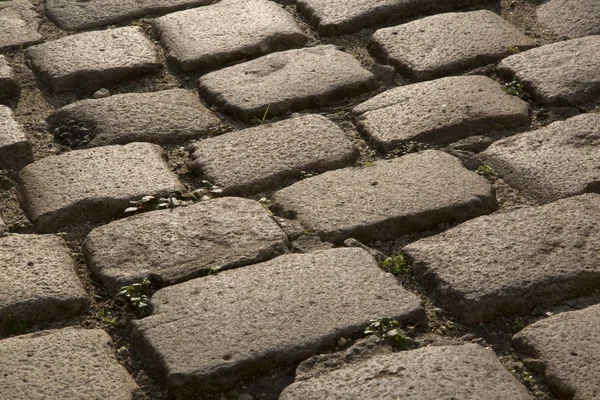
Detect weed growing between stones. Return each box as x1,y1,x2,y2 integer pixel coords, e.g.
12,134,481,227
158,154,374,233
252,104,271,125
475,164,495,177
506,45,521,54
98,278,154,328
379,253,411,276
512,317,525,332
364,317,414,350
503,80,526,98
385,141,429,159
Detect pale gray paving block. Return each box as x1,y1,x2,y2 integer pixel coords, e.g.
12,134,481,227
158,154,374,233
280,344,533,399
198,45,377,121
403,194,600,324
25,27,162,93
370,10,537,81
0,0,42,51
537,0,600,39
45,0,213,31
191,114,358,195
513,304,600,400
83,197,289,295
272,150,497,244
481,113,600,204
0,234,90,333
18,142,184,232
156,0,306,72
0,105,34,171
0,327,139,399
352,75,530,151
0,55,20,101
131,248,425,395
497,36,600,105
46,89,221,148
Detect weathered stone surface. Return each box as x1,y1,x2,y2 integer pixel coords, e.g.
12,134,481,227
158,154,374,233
18,142,184,232
0,105,34,171
281,344,533,399
497,36,600,105
0,328,139,399
352,75,530,151
272,150,496,244
25,27,162,93
156,0,306,72
513,304,600,400
83,197,289,294
198,45,377,121
0,56,20,101
404,194,600,324
0,215,6,233
537,0,600,39
0,234,90,334
45,0,213,31
370,10,536,81
132,248,424,395
191,114,358,195
0,0,42,51
46,89,221,148
481,113,600,204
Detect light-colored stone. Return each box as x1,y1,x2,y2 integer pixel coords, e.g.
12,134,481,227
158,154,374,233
0,105,33,171
272,150,497,244
131,248,424,395
198,45,377,121
0,56,20,102
191,114,358,195
0,0,42,51
25,27,162,93
46,89,221,148
537,0,600,39
404,194,600,323
18,142,184,232
497,35,600,105
481,113,600,204
0,216,6,233
352,75,530,151
0,328,139,399
156,0,306,71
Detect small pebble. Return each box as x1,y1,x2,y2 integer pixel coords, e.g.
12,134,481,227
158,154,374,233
338,337,347,347
460,333,475,341
93,88,111,99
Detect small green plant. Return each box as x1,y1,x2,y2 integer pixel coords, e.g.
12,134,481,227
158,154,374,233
512,317,525,332
116,278,152,314
359,160,374,167
506,45,520,54
1,314,30,336
253,104,271,125
208,266,221,275
364,317,413,349
380,253,411,275
386,141,428,159
475,164,494,177
504,80,525,97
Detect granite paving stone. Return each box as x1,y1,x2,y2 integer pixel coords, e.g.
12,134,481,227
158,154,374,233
190,114,358,195
403,194,600,324
481,113,600,204
45,0,213,31
370,10,536,81
280,344,533,399
0,327,140,399
0,0,42,51
25,27,162,93
0,55,20,102
497,35,600,105
0,215,5,233
0,105,34,171
46,89,221,148
513,304,600,400
156,0,306,72
131,248,425,395
272,150,497,244
352,75,530,151
83,197,289,294
198,45,377,121
0,234,90,334
18,142,184,232
537,0,600,39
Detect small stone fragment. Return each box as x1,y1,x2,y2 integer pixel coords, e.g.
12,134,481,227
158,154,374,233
0,105,34,171
0,0,42,51
93,88,110,99
0,56,20,102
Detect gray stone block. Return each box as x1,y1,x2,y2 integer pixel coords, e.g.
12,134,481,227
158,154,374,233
0,216,6,233
190,114,358,195
0,56,20,102
0,105,34,171
0,0,42,51
537,0,600,39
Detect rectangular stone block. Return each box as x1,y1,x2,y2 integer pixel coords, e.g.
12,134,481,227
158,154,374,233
0,56,20,102
0,105,34,171
0,0,42,51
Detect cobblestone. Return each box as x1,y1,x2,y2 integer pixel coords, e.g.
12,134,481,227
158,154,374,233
0,55,19,102
0,105,33,171
536,0,600,39
0,0,42,51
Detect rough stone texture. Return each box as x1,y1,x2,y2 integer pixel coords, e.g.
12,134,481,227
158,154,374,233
513,304,600,400
198,45,377,121
537,0,600,39
0,105,34,171
404,194,600,324
83,197,289,294
156,0,306,72
0,215,5,233
0,0,42,51
497,36,600,105
352,75,530,151
370,10,537,81
281,344,533,399
131,248,425,395
46,89,221,148
481,113,600,204
0,328,139,399
0,234,90,334
191,114,358,195
25,27,162,93
0,55,20,101
18,142,184,232
272,150,497,244
45,0,213,31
